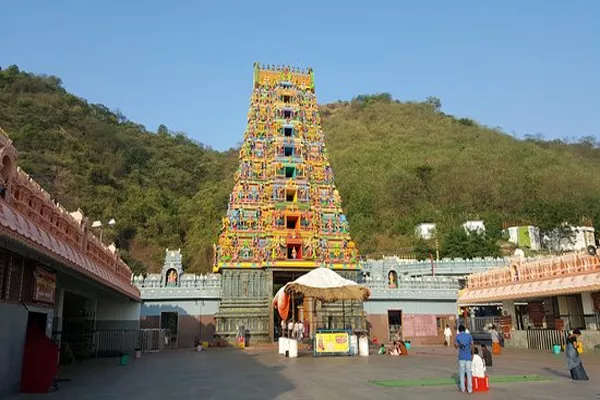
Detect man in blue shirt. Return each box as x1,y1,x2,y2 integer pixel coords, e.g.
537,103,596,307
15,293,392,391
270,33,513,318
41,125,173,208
455,324,474,393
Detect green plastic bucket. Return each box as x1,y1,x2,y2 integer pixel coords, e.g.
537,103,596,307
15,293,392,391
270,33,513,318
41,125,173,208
119,353,129,366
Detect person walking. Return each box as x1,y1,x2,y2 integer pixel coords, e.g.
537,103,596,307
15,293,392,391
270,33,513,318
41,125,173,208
566,329,589,381
444,324,453,347
489,325,501,355
455,325,474,393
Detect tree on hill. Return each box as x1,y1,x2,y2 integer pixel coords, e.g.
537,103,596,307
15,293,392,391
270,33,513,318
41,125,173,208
1,66,599,272
441,228,501,259
414,238,435,261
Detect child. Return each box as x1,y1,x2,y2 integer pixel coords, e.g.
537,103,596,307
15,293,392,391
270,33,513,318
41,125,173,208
471,347,486,378
378,344,386,355
481,344,493,367
388,341,400,356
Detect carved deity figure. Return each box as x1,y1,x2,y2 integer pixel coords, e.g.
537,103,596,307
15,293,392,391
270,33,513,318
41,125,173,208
304,238,313,259
167,270,178,285
388,271,398,289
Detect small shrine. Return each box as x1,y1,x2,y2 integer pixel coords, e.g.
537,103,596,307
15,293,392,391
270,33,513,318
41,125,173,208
160,248,183,287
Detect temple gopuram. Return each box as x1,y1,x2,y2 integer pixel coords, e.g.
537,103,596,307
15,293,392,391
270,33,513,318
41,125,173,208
213,63,362,341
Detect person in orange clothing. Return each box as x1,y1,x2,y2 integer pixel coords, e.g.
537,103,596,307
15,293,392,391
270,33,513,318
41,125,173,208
489,325,502,355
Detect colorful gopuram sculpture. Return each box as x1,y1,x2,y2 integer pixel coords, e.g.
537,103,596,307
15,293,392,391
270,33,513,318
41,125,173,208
213,63,360,272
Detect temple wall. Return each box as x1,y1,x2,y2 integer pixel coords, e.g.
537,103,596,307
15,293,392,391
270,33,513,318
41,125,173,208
140,300,219,348
363,257,508,279
141,300,219,317
95,299,141,331
579,331,600,352
505,329,600,351
136,268,462,345
504,330,527,349
364,299,457,345
0,303,28,397
364,300,456,315
366,314,388,345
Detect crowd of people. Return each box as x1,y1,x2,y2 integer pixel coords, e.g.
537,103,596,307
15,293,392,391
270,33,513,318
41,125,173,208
453,323,589,393
378,340,408,356
278,317,590,389
454,325,491,393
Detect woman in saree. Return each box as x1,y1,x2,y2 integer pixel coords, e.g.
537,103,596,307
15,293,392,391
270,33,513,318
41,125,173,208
566,329,589,381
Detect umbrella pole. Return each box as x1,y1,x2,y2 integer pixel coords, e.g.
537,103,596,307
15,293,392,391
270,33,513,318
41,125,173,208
342,300,345,330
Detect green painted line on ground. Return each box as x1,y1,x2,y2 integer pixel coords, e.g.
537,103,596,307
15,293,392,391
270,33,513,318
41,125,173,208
371,375,553,388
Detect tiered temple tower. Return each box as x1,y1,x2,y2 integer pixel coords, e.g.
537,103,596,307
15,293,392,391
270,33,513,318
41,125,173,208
214,63,361,341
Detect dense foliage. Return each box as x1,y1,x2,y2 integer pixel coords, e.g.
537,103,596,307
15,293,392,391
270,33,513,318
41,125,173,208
323,95,600,257
0,65,237,274
1,67,598,273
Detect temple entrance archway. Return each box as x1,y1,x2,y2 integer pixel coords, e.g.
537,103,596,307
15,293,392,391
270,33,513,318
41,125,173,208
272,269,308,341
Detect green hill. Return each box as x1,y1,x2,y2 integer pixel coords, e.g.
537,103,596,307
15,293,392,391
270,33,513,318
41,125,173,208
322,95,600,257
1,67,598,273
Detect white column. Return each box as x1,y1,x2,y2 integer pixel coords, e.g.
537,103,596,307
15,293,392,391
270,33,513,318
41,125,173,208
581,292,596,330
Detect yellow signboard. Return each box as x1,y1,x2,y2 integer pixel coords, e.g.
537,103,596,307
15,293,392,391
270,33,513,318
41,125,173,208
315,332,349,354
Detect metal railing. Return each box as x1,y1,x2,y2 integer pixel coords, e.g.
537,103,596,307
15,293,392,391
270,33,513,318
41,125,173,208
304,316,367,333
94,330,140,357
93,329,173,357
527,329,566,351
457,316,502,333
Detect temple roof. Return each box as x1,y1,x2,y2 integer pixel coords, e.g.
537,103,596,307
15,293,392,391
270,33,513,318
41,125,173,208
0,129,139,300
458,253,600,304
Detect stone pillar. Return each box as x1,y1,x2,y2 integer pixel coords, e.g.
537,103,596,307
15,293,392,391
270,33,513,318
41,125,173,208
266,269,274,342
557,296,569,316
469,308,475,332
502,300,516,326
581,292,597,330
304,297,315,337
54,289,65,345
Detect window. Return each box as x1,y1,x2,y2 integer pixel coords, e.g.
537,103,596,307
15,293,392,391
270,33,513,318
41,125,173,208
283,110,292,119
285,166,295,178
283,95,291,103
284,146,293,157
286,190,296,203
284,127,293,137
286,216,299,229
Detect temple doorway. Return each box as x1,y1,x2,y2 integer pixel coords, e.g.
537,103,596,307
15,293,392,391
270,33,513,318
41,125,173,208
273,270,307,341
387,310,402,342
160,312,179,348
61,291,95,361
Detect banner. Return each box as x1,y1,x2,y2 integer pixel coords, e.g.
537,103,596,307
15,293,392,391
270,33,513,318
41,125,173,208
315,332,349,354
32,268,56,304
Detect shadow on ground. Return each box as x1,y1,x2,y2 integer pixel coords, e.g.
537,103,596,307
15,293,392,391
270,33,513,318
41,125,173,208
542,367,571,379
13,349,295,400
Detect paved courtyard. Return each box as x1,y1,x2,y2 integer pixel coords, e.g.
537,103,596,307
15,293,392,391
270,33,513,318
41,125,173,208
11,346,600,400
